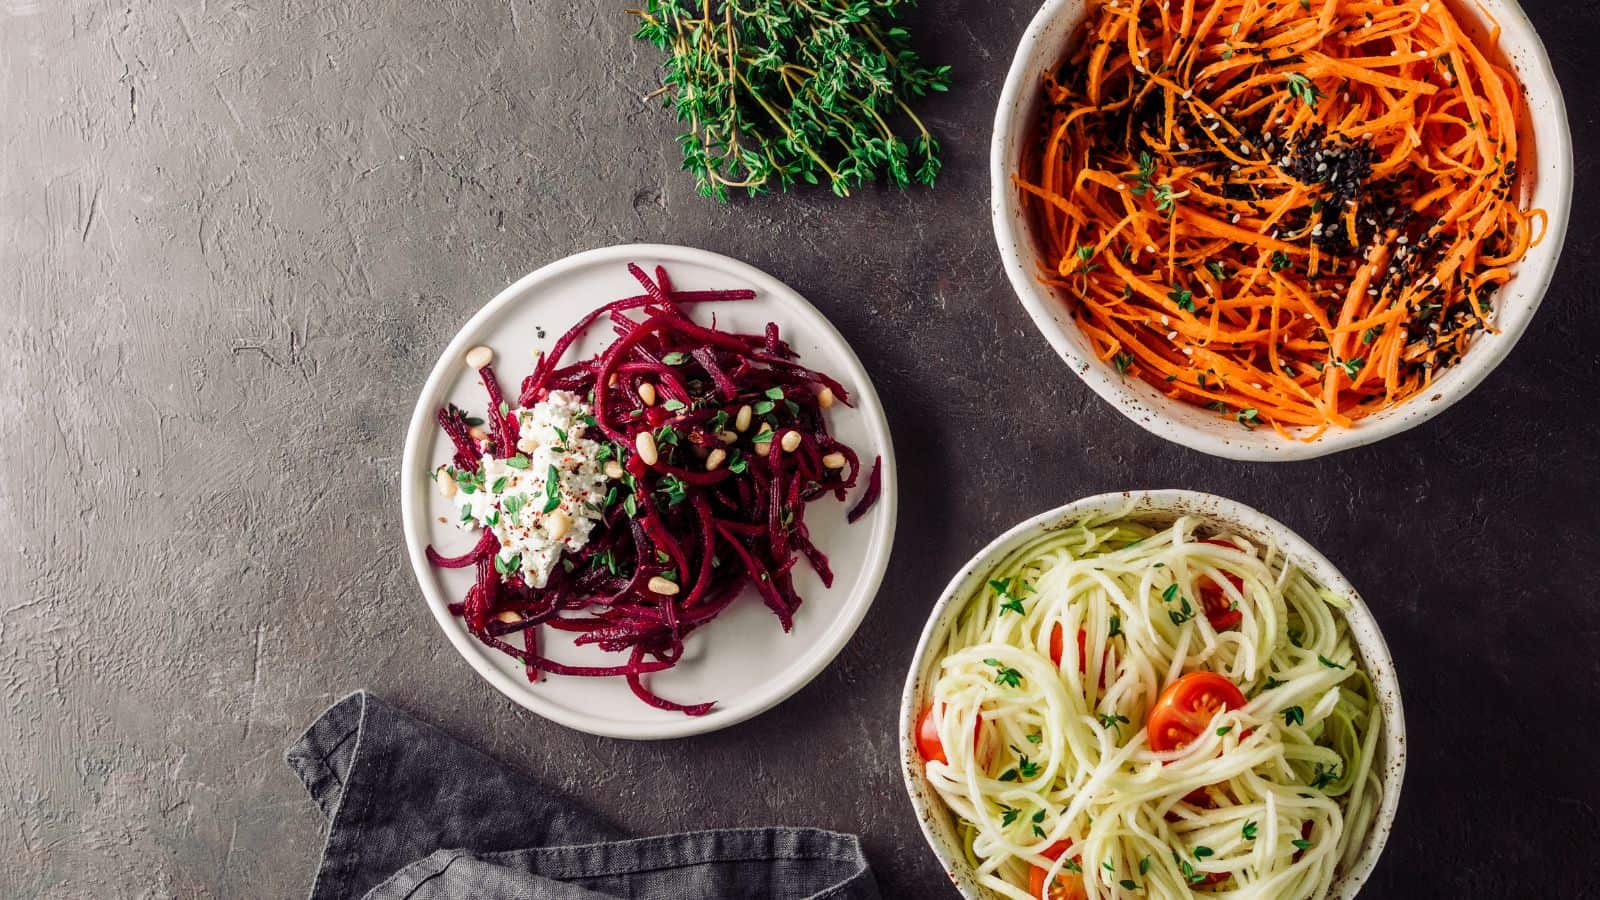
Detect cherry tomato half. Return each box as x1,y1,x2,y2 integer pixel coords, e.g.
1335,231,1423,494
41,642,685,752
1146,672,1248,752
1198,540,1245,630
1047,624,1089,672
915,705,987,766
915,704,948,764
1028,841,1088,900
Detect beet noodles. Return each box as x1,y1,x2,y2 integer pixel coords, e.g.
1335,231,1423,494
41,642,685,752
428,263,882,715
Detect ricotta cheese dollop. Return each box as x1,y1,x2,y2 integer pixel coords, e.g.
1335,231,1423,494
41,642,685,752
448,391,607,588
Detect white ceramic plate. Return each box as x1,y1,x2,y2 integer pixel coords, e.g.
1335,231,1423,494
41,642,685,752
400,244,897,740
900,491,1406,898
992,0,1573,460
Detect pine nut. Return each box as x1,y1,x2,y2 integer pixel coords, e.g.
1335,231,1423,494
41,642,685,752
706,448,727,471
516,436,538,455
716,430,737,444
436,470,458,498
604,460,625,480
647,575,680,596
546,509,571,540
465,346,494,370
817,386,836,409
637,382,657,406
822,452,847,469
780,430,802,453
735,404,753,432
468,426,489,443
635,430,659,466
496,609,521,624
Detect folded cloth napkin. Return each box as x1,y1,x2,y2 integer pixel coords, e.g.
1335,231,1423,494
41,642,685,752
286,691,882,900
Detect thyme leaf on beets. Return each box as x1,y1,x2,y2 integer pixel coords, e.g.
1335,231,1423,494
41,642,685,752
630,0,950,201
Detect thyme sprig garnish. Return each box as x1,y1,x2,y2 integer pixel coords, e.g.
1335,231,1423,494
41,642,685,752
631,0,950,200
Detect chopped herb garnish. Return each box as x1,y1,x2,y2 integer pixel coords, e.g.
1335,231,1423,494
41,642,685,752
1317,654,1346,669
502,494,525,521
1168,287,1196,312
1285,72,1324,107
1282,705,1305,727
1243,820,1259,840
990,577,1028,616
1097,712,1131,738
505,454,531,470
656,474,688,507
984,658,1023,688
1310,763,1339,790
1113,351,1134,374
998,752,1041,782
541,465,562,513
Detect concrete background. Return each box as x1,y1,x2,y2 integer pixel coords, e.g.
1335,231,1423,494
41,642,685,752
2,1,1597,897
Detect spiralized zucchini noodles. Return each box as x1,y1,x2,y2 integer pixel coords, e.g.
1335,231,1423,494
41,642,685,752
917,515,1382,899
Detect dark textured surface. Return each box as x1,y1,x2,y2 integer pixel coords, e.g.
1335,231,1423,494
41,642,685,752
2,1,1597,898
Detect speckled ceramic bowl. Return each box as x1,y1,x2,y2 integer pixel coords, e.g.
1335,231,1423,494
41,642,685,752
899,490,1406,899
991,0,1573,461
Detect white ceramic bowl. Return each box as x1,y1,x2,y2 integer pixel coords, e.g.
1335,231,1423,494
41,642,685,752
401,244,897,740
991,0,1573,460
900,490,1407,898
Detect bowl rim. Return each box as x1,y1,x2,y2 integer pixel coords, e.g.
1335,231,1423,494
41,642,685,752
898,490,1408,899
990,0,1575,461
398,242,899,740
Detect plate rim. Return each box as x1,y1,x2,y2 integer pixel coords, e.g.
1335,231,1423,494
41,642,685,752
400,243,899,740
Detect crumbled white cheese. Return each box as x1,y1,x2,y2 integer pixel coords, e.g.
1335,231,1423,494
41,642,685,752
450,391,608,588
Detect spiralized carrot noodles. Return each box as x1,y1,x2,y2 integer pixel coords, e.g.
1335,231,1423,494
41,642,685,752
1019,0,1542,437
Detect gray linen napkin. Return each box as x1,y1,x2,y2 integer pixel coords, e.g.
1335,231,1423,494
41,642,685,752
286,691,882,900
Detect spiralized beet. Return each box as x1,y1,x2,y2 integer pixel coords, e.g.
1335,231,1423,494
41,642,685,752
427,264,882,715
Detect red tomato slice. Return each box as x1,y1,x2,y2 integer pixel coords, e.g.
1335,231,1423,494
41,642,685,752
1146,672,1248,752
1198,540,1245,630
915,704,948,765
1047,624,1089,672
1028,842,1087,900
915,705,986,766
1049,624,1107,688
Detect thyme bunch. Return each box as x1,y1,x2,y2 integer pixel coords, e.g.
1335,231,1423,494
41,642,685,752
630,0,950,200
